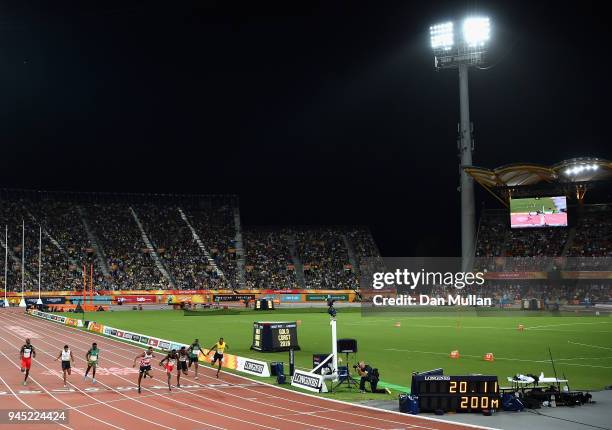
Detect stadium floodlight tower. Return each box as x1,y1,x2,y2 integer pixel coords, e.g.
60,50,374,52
430,17,491,270
3,226,8,308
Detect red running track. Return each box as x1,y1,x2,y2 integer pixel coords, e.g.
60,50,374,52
0,309,494,430
510,212,567,228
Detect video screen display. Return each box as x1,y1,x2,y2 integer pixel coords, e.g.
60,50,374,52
510,196,568,228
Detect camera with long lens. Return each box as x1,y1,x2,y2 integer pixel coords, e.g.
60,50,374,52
327,305,337,318
327,298,337,317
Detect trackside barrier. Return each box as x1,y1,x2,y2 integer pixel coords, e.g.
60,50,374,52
29,309,84,327
27,309,269,377
9,289,358,302
70,296,113,304
291,369,328,393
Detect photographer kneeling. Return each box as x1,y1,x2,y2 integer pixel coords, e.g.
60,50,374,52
355,361,390,394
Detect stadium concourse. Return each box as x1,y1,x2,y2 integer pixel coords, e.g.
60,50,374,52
0,308,490,430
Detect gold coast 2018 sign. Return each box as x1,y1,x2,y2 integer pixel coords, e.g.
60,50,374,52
251,321,300,352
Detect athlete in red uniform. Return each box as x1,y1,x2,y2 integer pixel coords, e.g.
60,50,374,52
20,338,36,386
133,346,155,394
159,349,178,391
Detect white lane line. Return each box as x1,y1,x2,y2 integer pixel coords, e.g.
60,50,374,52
384,348,612,369
19,315,336,430
7,314,277,430
24,312,499,430
0,347,119,430
23,315,414,430
568,341,612,351
0,372,74,430
554,356,612,361
27,315,416,430
527,322,612,330
0,320,176,430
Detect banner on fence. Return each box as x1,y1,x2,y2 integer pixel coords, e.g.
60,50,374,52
24,297,66,306
28,309,268,378
213,294,255,302
280,294,302,302
305,294,348,301
116,295,157,304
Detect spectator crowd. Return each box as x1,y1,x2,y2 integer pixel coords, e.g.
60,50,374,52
2,193,609,299
0,194,380,292
475,206,612,271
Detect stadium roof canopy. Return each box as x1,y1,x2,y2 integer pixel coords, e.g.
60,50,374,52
465,158,612,187
464,157,612,205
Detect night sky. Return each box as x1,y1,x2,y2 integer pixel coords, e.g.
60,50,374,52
1,1,610,256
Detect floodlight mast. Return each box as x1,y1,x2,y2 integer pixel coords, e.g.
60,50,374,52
458,63,475,272
430,17,490,271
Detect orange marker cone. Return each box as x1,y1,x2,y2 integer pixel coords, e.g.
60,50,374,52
450,350,460,359
394,322,401,328
483,353,495,362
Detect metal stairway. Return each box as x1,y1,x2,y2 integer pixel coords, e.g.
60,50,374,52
233,207,246,289
287,234,306,288
26,211,84,282
129,207,176,288
177,207,224,279
76,206,111,277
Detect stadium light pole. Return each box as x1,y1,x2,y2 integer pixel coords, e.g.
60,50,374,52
37,226,43,306
3,225,8,308
430,17,491,270
19,220,26,308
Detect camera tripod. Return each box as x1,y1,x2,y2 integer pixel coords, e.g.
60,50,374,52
331,352,359,392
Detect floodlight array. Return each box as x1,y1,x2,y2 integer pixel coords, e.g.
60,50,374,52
564,164,599,176
430,22,454,50
430,17,490,50
462,17,490,47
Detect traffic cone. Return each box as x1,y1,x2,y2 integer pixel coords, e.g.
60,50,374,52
517,324,525,331
394,322,401,328
483,353,495,362
450,350,460,359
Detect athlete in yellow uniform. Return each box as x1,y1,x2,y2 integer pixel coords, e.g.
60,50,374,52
206,337,228,378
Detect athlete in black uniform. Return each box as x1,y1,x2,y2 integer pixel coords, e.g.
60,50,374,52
176,346,189,387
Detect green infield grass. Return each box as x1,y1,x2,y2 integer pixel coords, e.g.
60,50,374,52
59,308,612,400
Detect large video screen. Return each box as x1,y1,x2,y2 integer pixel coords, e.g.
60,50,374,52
510,196,568,228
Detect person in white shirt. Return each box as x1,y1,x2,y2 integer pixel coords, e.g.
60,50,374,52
55,345,74,387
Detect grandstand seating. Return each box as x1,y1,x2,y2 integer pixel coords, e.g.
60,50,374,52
0,192,378,292
296,227,356,290
472,204,612,304
476,205,612,269
2,190,609,301
243,228,299,289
